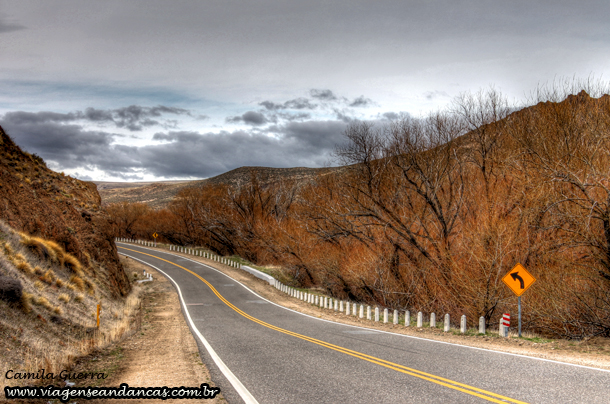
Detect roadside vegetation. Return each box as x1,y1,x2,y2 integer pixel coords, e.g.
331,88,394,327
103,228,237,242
107,80,610,340
0,221,142,385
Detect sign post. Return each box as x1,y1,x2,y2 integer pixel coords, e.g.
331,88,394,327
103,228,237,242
152,232,158,247
502,263,536,337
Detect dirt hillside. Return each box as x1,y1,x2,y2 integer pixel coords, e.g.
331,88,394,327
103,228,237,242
0,125,130,296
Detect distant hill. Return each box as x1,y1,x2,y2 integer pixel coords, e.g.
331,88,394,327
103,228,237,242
98,90,610,210
96,166,341,209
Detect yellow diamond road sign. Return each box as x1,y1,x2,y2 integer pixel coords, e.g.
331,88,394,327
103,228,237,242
502,263,536,297
152,232,158,238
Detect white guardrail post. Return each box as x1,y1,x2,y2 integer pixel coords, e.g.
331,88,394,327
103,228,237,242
444,313,450,332
479,316,486,334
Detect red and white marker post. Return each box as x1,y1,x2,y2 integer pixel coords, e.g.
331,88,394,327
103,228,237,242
500,313,510,337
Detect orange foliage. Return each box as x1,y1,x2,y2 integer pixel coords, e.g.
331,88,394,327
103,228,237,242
107,86,610,338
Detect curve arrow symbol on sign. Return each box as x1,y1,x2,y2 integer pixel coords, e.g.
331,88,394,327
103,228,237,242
510,272,525,289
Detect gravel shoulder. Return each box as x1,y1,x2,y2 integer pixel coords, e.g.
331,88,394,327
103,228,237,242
68,256,225,403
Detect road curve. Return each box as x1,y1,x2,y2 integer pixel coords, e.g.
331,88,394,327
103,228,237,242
117,244,609,404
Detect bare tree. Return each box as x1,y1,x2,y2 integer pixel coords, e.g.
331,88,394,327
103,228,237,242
512,83,610,337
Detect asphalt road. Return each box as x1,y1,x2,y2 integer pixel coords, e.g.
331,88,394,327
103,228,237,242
117,244,610,404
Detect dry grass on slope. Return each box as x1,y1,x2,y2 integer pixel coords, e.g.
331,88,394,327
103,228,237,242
0,221,142,387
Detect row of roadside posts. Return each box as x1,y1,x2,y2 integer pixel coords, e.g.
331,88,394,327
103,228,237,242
274,263,536,338
116,236,243,270
119,235,536,338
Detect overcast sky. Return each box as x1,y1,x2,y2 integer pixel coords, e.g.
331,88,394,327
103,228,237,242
0,1,608,181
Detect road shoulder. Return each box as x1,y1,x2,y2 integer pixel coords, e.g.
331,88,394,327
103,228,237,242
69,256,225,403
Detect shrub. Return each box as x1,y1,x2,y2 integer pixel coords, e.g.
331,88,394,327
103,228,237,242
55,278,64,288
58,293,70,303
63,253,82,275
20,292,32,313
0,276,22,303
41,240,64,266
33,295,54,310
3,242,13,257
19,233,57,262
40,269,55,284
74,294,84,302
16,260,34,275
84,278,95,291
69,275,85,291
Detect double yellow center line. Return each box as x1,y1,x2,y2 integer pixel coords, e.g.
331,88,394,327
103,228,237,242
120,247,528,404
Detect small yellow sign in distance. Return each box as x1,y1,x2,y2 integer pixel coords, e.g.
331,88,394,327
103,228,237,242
502,263,536,297
152,232,158,238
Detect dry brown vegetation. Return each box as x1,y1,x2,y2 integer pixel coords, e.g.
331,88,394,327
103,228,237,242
108,81,610,339
0,125,130,300
0,222,142,386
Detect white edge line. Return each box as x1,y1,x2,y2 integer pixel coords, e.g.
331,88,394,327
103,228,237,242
118,244,610,374
120,251,260,404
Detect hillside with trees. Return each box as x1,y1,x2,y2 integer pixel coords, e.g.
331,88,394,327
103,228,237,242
106,83,610,339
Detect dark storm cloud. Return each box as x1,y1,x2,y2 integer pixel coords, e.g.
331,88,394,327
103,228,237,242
259,101,281,110
310,89,338,101
283,120,347,151
0,119,141,179
1,104,349,179
142,121,347,177
1,105,192,132
259,98,317,111
378,111,411,121
2,111,78,124
349,96,374,108
2,122,114,158
95,105,191,131
333,108,362,123
259,90,376,118
276,112,311,121
381,112,400,120
81,108,114,122
0,17,25,33
1,114,142,180
283,98,317,110
226,111,268,125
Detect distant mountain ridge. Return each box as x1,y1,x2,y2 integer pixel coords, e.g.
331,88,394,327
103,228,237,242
96,165,341,209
